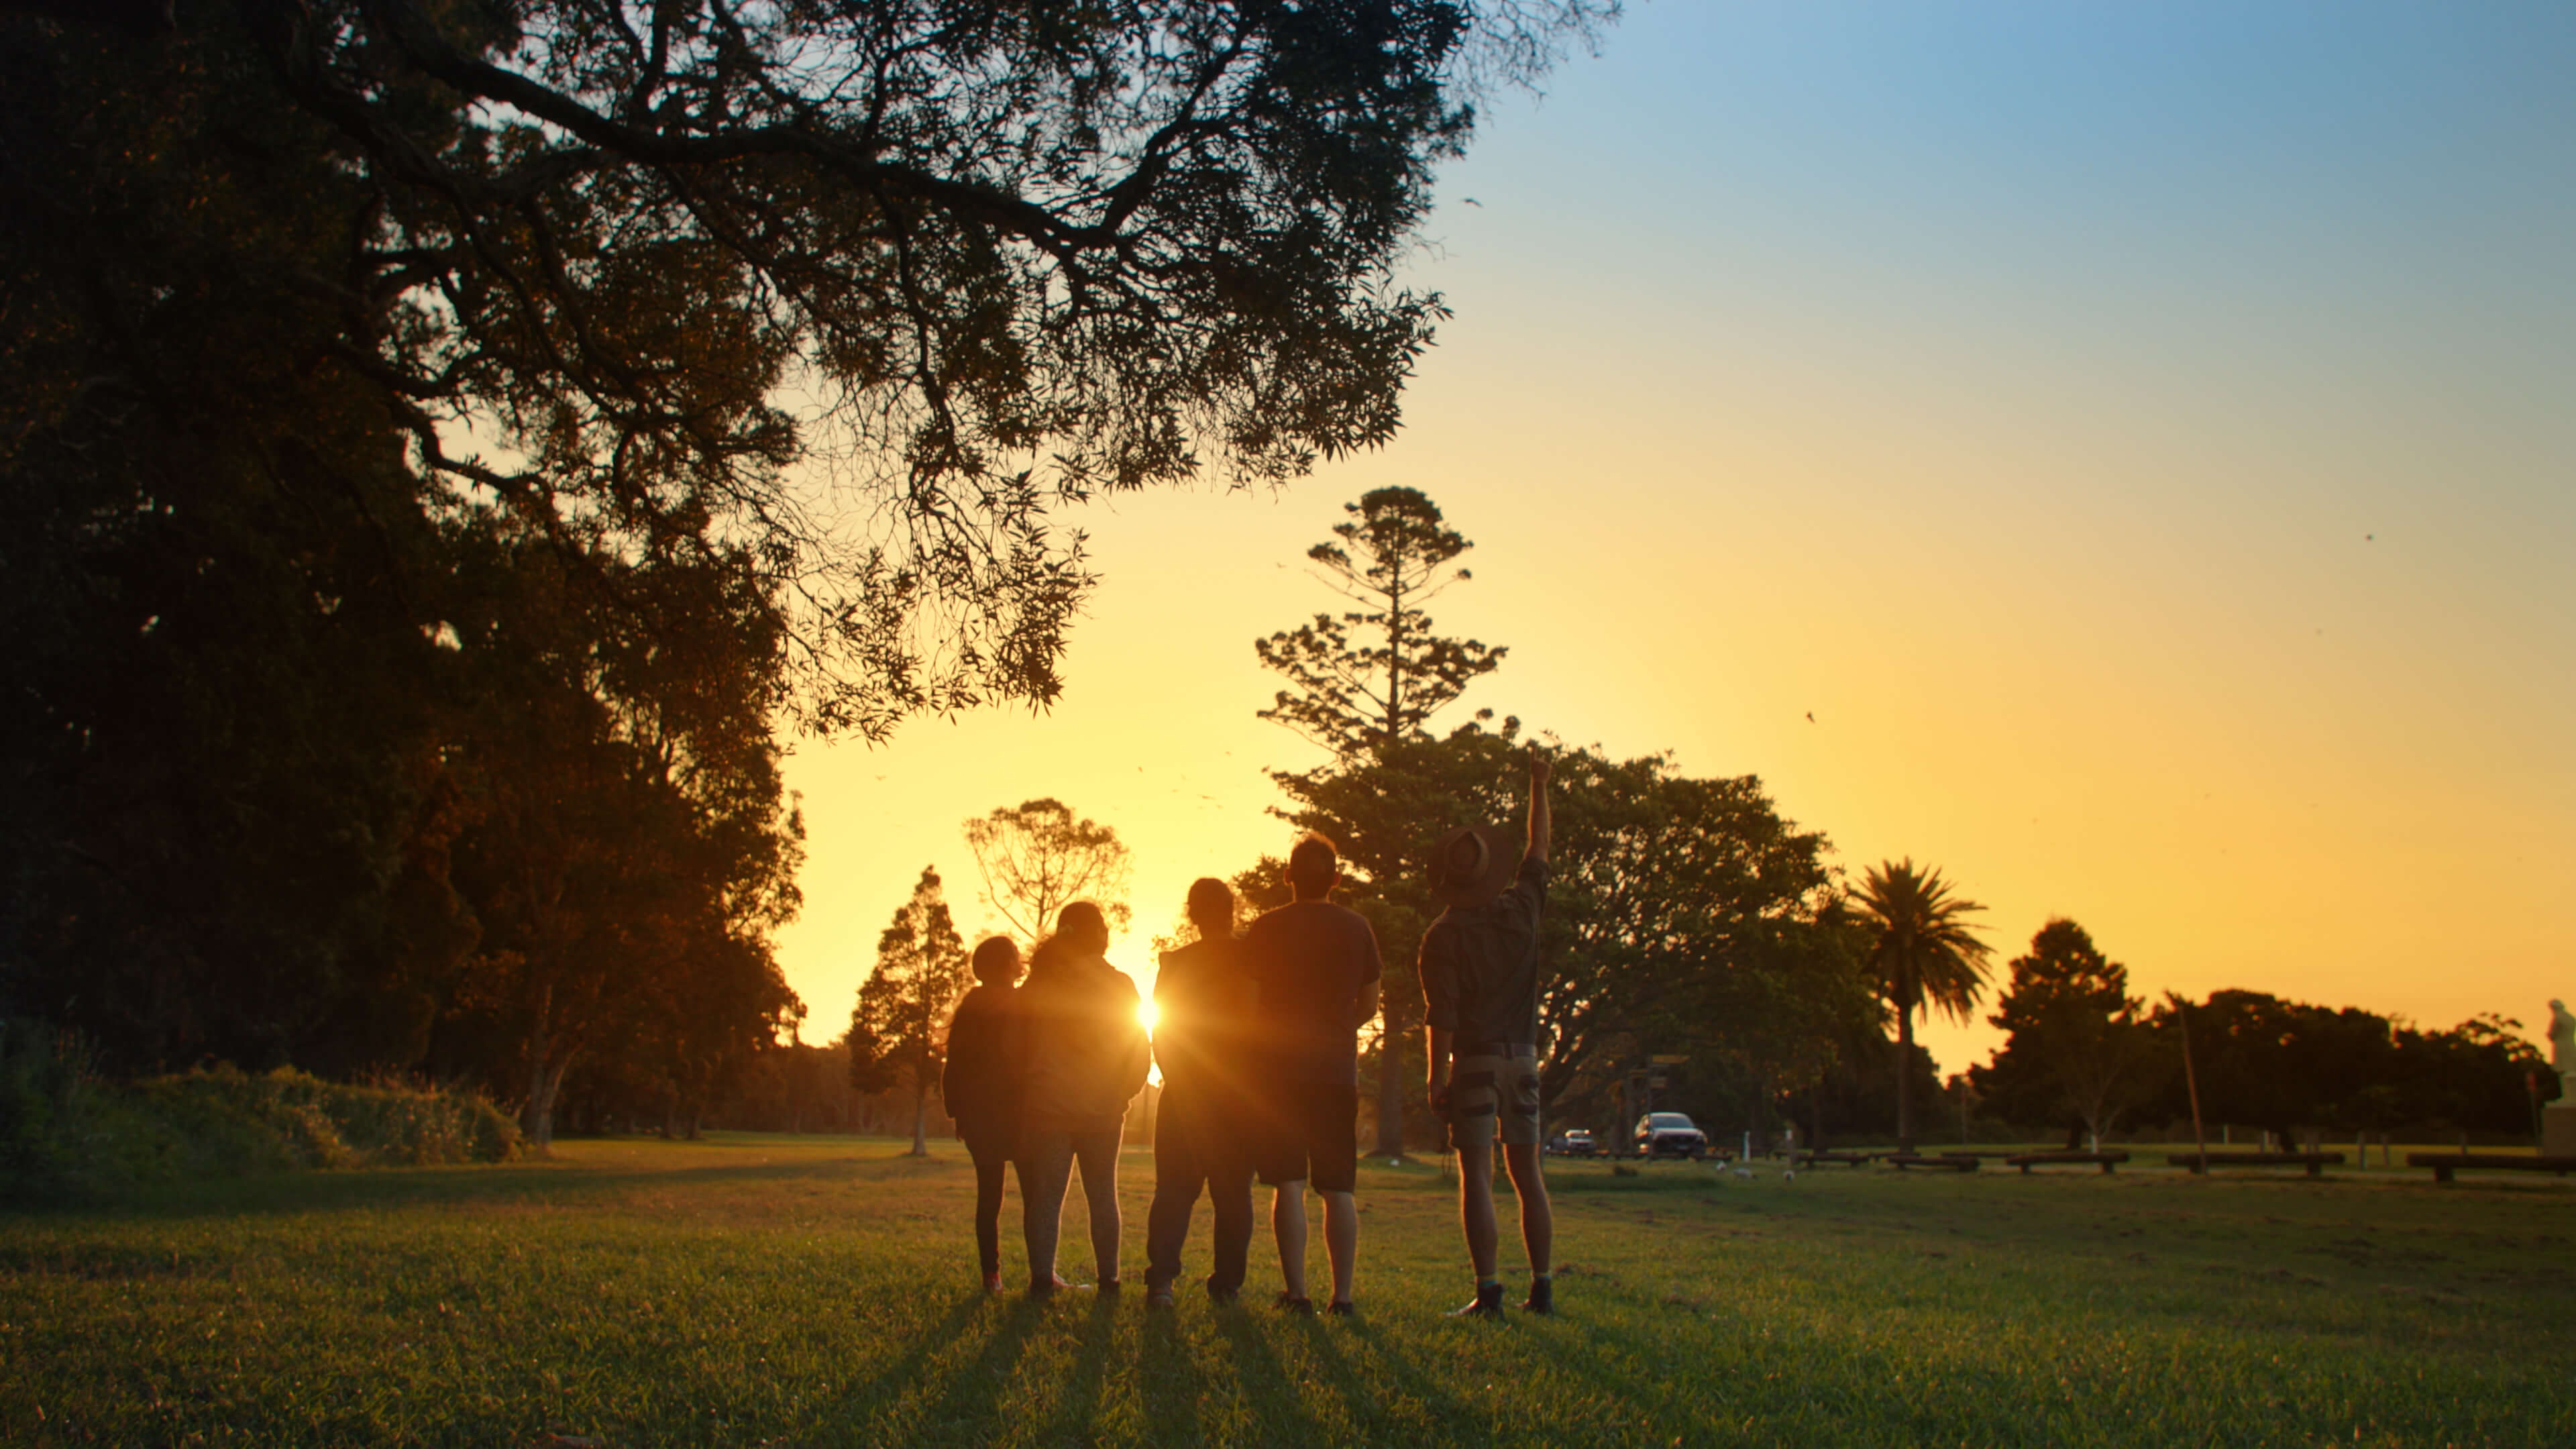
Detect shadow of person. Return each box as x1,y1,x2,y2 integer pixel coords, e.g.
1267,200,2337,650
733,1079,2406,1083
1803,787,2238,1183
901,1293,1051,1439
1034,1290,1125,1441
1136,1303,1214,1440
1312,1315,1502,1444
1205,1307,1330,1444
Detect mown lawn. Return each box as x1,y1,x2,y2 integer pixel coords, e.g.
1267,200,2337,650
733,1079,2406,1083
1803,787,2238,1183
3,1134,2570,1446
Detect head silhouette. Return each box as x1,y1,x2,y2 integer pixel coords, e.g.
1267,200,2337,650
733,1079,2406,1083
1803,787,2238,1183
971,935,1023,986
1051,900,1111,955
1438,831,1487,890
1186,877,1235,941
1286,833,1339,899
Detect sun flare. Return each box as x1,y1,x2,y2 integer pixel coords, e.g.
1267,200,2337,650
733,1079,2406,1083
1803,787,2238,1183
1136,999,1159,1036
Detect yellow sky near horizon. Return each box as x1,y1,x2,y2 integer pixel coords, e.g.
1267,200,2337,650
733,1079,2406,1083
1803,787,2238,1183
769,3,2576,1088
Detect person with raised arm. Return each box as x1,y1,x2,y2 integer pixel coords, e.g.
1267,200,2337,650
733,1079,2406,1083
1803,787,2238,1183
1421,744,1557,1316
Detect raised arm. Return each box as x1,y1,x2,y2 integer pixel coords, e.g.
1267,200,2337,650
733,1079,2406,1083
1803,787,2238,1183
1526,743,1552,864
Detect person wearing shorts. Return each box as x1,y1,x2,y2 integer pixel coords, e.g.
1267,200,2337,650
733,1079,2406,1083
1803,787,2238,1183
1420,745,1556,1316
1243,833,1381,1313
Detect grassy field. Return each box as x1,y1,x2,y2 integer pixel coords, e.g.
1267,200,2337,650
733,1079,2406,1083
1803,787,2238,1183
3,1136,2571,1447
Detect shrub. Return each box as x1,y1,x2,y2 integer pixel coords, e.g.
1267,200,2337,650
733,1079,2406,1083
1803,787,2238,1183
0,1022,519,1205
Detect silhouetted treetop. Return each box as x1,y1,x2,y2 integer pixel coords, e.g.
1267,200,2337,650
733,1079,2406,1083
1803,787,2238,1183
4,0,1611,737
1256,486,1504,759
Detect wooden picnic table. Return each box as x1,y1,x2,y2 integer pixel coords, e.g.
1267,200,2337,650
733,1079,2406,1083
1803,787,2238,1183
2165,1150,2345,1178
1885,1152,1980,1172
2006,1150,2129,1175
1794,1150,1880,1167
2406,1152,2576,1183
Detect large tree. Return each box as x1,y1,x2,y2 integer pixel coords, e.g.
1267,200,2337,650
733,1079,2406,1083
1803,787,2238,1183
963,798,1132,946
1853,859,1992,1154
849,867,972,1157
6,0,1611,736
1971,919,2161,1150
1267,717,1860,1153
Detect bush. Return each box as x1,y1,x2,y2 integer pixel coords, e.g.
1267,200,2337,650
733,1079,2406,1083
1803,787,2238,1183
0,1022,519,1205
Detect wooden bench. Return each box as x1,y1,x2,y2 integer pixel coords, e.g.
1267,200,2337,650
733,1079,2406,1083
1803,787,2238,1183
2165,1150,2344,1178
1795,1150,1879,1167
2006,1150,2129,1175
2407,1152,2576,1183
1886,1152,1980,1172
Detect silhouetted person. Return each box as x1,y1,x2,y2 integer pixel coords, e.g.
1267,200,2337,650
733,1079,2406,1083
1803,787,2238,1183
1245,834,1382,1313
1143,879,1259,1307
1016,901,1148,1297
1422,745,1556,1316
942,936,1026,1292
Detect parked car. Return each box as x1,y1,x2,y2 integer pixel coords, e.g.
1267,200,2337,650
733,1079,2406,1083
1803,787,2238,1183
1634,1112,1709,1158
1546,1129,1601,1157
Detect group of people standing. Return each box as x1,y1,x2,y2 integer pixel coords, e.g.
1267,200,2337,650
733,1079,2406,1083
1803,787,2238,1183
938,747,1559,1317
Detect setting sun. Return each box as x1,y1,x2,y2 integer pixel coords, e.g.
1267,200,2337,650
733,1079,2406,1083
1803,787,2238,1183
1136,999,1159,1038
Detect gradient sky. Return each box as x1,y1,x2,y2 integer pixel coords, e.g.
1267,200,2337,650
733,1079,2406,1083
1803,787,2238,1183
773,1,2576,1083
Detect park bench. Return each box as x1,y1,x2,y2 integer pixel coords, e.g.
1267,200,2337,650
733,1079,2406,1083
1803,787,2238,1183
2406,1152,2576,1183
1886,1152,1980,1172
1795,1150,1878,1167
2006,1150,2129,1175
2165,1150,2344,1178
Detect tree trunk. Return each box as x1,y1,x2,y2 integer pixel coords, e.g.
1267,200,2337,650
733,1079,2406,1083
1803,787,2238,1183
910,1081,929,1157
1374,1016,1406,1159
525,1054,572,1157
1895,1000,1917,1154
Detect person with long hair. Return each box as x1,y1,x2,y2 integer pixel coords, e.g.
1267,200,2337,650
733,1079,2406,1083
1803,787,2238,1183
1142,878,1258,1307
1016,901,1148,1297
941,935,1027,1293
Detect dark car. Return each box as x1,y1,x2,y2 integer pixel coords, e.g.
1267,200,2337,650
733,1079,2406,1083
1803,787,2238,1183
1633,1112,1708,1158
1546,1129,1601,1157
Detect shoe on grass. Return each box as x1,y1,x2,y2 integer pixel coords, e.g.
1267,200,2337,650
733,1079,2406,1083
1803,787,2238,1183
1275,1291,1316,1315
1204,1279,1240,1305
1144,1287,1177,1309
1325,1299,1356,1317
1448,1281,1506,1318
1521,1277,1554,1315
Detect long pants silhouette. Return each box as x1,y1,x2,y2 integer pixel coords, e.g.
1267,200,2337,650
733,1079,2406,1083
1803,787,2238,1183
1020,1126,1121,1287
1145,1097,1253,1297
967,1139,1010,1277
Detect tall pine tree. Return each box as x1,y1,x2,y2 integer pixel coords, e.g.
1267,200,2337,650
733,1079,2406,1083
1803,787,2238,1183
849,868,972,1157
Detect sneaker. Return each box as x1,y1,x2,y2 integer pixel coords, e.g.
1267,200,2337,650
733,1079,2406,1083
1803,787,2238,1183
1521,1277,1554,1315
1275,1291,1316,1315
1203,1279,1240,1305
1448,1282,1506,1318
1144,1287,1176,1309
1097,1280,1122,1297
1325,1299,1357,1317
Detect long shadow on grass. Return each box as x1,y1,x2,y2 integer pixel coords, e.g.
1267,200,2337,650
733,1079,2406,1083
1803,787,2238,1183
1036,1293,1122,1443
1137,1307,1213,1446
1210,1307,1329,1446
1307,1313,1502,1446
794,1289,1002,1440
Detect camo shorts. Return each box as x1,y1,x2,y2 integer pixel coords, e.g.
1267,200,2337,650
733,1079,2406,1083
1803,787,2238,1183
1445,1051,1542,1149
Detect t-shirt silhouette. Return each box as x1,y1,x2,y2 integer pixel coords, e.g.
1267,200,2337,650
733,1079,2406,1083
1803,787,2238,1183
1244,900,1383,1086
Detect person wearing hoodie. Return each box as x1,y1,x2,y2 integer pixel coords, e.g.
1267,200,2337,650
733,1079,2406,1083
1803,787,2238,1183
1016,900,1149,1297
1142,878,1258,1307
941,935,1028,1293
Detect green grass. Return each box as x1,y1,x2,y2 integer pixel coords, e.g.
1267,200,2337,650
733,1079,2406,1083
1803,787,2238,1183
3,1136,2571,1446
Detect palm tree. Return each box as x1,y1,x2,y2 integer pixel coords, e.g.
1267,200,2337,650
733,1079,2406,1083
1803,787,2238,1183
1855,859,1994,1154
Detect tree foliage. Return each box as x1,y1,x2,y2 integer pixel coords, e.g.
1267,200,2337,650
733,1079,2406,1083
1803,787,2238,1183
1970,919,2163,1148
848,867,971,1156
2149,991,2550,1144
1852,859,1992,1152
963,798,1132,946
1255,486,1504,759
